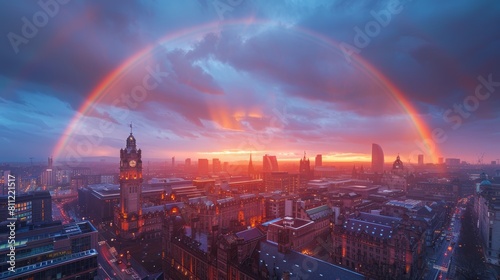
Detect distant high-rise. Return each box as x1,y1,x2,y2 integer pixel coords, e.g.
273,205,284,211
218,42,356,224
1,170,12,195
263,154,279,172
418,154,424,165
438,157,444,164
299,152,312,188
315,154,322,167
371,143,384,173
41,156,55,187
198,159,209,176
185,158,191,166
248,154,255,176
212,158,221,173
172,156,175,168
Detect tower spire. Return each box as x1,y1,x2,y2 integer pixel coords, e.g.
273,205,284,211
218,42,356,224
130,122,133,134
248,153,255,177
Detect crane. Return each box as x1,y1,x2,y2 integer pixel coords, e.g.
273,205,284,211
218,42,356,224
477,153,484,165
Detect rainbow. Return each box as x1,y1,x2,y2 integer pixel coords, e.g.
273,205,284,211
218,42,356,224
52,18,439,163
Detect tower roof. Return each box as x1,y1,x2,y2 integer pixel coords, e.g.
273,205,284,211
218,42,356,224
248,153,255,175
125,122,137,151
392,154,404,170
126,133,137,152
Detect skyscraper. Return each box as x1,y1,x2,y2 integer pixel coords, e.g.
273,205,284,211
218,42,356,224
418,154,424,165
212,158,221,173
371,143,384,173
315,154,322,167
41,157,55,187
198,159,209,176
263,154,279,172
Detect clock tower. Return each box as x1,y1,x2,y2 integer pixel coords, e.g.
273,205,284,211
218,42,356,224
115,128,144,240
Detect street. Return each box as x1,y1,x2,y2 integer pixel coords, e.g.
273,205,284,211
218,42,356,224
424,202,463,280
96,240,141,280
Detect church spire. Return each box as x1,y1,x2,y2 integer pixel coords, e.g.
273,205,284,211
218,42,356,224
248,153,255,176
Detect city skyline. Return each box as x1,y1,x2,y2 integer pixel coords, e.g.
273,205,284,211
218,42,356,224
1,1,499,165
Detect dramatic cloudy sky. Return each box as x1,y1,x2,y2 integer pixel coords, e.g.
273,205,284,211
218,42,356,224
1,0,499,165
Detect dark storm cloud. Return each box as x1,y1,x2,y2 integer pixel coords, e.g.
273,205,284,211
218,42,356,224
0,1,173,108
286,0,500,122
184,26,405,116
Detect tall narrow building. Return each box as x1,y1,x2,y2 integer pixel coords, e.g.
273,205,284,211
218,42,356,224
418,154,424,165
263,154,279,172
198,159,209,176
371,143,384,173
299,152,312,189
248,153,255,177
115,128,144,240
213,158,221,173
41,156,55,187
315,154,322,167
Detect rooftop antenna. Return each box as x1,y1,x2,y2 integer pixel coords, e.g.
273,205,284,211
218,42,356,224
129,122,133,134
29,157,33,166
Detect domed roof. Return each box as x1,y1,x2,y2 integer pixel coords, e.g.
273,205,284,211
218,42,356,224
392,155,404,170
126,133,137,151
174,215,184,226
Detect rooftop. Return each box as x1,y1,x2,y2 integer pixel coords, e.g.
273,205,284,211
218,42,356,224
87,183,120,198
344,219,394,239
386,199,423,210
235,228,265,242
183,227,209,253
0,221,97,252
0,249,98,279
305,205,332,221
343,212,400,239
357,212,401,225
258,241,364,280
142,202,184,215
270,218,313,230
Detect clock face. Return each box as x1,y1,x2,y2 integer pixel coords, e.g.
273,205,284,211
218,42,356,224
129,160,137,167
